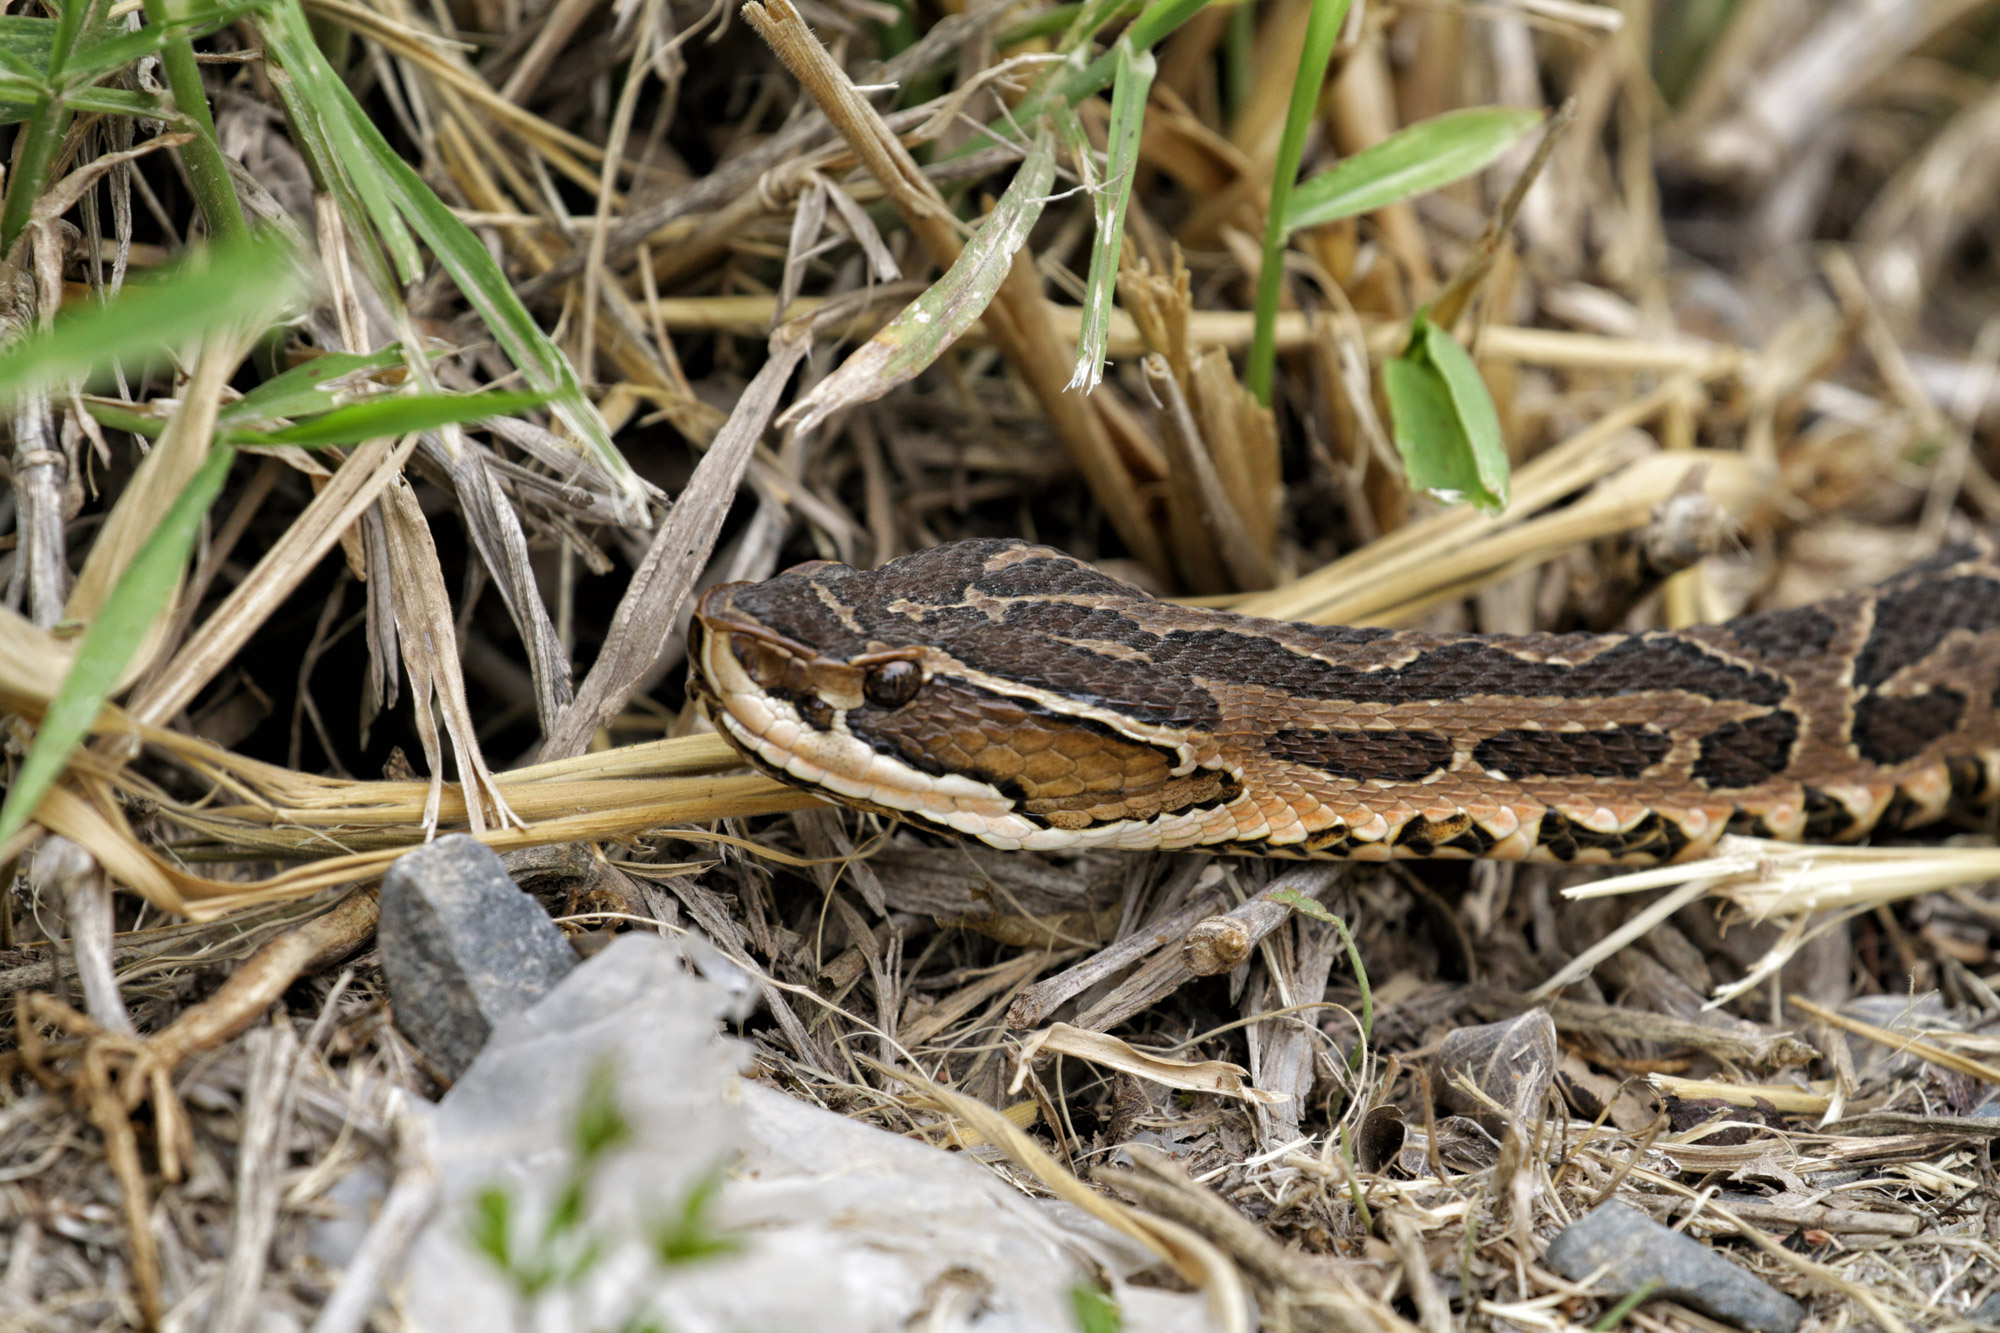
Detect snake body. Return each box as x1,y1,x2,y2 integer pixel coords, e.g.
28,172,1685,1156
689,537,2000,865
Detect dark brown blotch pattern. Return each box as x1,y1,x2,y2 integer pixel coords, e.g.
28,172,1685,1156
1851,689,1967,765
1264,727,1454,782
1853,576,2000,688
1692,711,1800,789
1473,725,1670,780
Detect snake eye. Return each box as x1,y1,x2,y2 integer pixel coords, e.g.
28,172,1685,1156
863,660,922,709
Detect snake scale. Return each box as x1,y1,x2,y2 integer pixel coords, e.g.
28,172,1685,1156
689,536,2000,866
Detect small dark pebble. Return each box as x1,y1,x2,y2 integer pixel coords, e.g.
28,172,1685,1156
1544,1202,1804,1333
379,834,579,1081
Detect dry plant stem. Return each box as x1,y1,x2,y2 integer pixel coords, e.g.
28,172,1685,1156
1383,1211,1453,1333
1075,867,1340,1030
1525,878,1713,1000
1144,355,1275,591
83,1039,164,1330
149,890,379,1069
378,480,517,836
1430,99,1574,331
539,312,821,760
65,336,247,634
633,294,1750,372
211,1022,300,1333
309,1095,441,1333
496,0,600,102
129,434,423,727
742,0,1170,579
1640,1193,1922,1239
1183,866,1342,978
1469,988,1814,1068
6,389,66,626
1097,1149,1397,1333
870,1057,1253,1331
1787,994,2000,1086
1855,83,2000,327
1686,1199,1914,1333
1006,882,1228,1028
46,840,132,1035
577,0,664,388
1821,247,1952,440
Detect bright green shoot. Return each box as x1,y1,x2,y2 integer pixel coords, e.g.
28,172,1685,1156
1284,106,1543,233
1245,0,1351,405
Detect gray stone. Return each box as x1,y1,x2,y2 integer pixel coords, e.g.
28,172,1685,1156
379,834,577,1080
1544,1203,1805,1333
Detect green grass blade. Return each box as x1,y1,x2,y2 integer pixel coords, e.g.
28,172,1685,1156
362,132,644,515
1246,0,1352,404
216,346,408,426
1285,106,1544,232
258,0,645,518
63,0,267,84
0,443,236,851
0,15,56,76
0,84,43,123
1069,1285,1123,1333
1067,37,1154,394
240,388,553,446
60,86,175,119
0,231,302,405
259,0,419,283
1383,315,1509,511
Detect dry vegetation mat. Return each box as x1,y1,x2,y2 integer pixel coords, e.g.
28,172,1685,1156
3,0,2000,1325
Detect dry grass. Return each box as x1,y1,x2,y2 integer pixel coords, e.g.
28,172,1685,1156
5,0,2000,1326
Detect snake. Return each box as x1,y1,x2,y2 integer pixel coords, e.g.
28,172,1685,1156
688,536,2000,866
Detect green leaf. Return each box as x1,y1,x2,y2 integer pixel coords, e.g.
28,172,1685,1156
63,0,267,83
1285,106,1544,234
0,231,302,405
1066,37,1154,394
0,443,236,852
215,346,408,426
0,82,44,124
572,1059,632,1163
0,15,56,80
88,376,534,449
238,388,552,447
1269,887,1338,925
469,1186,516,1272
1069,1285,1123,1333
59,86,175,120
259,0,644,516
258,0,416,284
0,12,53,116
653,1168,741,1268
1382,315,1509,512
1246,0,1352,404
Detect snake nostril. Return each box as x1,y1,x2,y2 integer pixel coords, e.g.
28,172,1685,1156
863,660,923,709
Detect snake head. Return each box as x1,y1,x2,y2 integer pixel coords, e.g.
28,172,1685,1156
688,543,1244,849
690,579,929,733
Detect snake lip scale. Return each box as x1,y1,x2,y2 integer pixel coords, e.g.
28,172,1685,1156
689,537,2000,865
